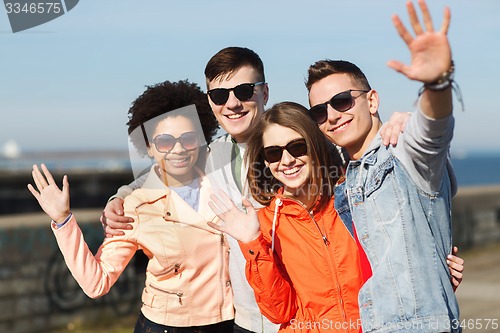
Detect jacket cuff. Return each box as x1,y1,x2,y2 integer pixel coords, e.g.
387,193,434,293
51,213,73,230
239,233,271,261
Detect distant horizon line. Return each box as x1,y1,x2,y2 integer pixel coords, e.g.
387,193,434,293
2,148,500,160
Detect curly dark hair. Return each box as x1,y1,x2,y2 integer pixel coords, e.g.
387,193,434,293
127,80,219,156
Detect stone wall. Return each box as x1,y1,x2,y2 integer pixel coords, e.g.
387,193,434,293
452,185,500,249
0,170,135,215
0,209,146,333
1,169,499,333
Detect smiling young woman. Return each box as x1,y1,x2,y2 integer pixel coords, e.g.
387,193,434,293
207,102,365,333
28,80,235,333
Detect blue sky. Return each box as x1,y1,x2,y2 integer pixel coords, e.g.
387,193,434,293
1,0,499,157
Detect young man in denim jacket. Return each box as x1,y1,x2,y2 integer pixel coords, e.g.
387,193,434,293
306,1,461,332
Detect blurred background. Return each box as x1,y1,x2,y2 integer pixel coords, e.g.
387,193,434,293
1,1,499,332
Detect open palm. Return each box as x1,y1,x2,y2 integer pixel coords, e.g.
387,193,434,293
27,164,71,223
207,191,261,244
387,0,452,83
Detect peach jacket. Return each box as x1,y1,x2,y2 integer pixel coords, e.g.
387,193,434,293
52,166,234,327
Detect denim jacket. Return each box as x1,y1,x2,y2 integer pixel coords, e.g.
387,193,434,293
334,110,461,333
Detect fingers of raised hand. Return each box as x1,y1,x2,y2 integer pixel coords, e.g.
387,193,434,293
396,0,446,45
41,163,57,186
27,183,40,200
31,164,47,191
417,0,435,33
31,163,59,192
208,197,227,220
62,174,69,193
410,0,451,35
209,191,235,214
217,190,237,209
440,7,451,35
407,1,424,35
392,14,413,46
207,220,225,233
407,0,435,35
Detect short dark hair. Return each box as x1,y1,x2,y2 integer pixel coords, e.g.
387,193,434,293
245,102,343,212
204,47,265,84
127,80,219,156
305,60,371,92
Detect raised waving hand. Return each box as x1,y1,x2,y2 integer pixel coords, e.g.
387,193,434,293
387,0,452,83
207,191,261,244
27,163,71,223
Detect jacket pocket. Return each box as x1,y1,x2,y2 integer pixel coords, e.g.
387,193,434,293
147,283,186,310
142,287,165,309
147,225,186,279
364,156,393,198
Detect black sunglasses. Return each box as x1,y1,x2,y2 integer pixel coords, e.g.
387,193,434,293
207,82,265,105
308,89,370,124
152,132,199,153
262,138,308,163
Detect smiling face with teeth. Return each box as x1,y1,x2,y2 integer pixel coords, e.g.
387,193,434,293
207,65,269,143
262,123,311,202
148,115,201,187
309,73,381,160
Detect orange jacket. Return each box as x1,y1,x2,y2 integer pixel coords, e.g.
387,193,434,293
239,194,364,333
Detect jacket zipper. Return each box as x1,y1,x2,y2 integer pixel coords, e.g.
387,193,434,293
283,197,330,245
281,197,348,331
304,209,347,329
219,233,225,319
148,284,184,305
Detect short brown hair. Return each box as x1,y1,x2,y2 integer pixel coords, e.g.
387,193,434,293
245,102,343,212
306,59,371,92
204,47,265,84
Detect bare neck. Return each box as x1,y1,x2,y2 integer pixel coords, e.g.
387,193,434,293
155,165,196,188
347,119,383,160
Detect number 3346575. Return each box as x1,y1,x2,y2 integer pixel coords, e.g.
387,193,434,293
5,2,62,14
